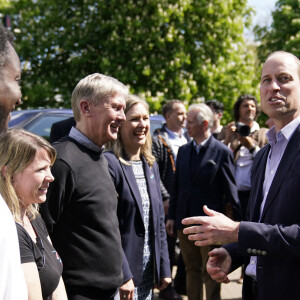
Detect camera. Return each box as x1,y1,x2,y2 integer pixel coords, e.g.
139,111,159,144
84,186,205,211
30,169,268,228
235,122,251,136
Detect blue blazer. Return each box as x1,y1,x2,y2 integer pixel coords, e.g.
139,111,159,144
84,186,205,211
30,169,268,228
104,151,171,286
226,125,300,300
168,136,241,229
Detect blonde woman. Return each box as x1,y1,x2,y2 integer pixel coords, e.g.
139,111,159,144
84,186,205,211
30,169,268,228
105,95,171,300
0,129,67,300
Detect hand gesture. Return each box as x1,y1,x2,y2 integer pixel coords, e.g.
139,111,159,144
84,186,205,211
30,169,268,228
207,248,232,284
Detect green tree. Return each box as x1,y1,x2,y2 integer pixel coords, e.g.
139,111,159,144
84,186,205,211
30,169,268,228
6,0,258,123
255,0,300,63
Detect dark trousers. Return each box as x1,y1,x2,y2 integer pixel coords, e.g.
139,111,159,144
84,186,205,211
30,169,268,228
244,276,259,300
167,228,186,285
178,230,220,300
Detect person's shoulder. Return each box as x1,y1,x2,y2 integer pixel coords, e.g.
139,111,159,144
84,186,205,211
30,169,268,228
103,150,118,163
153,123,166,135
53,137,84,159
31,214,48,235
0,196,15,224
103,151,122,171
212,136,232,153
180,140,192,150
52,136,72,150
177,141,192,156
16,221,30,242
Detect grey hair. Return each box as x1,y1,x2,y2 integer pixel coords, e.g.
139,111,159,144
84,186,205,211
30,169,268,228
189,103,214,129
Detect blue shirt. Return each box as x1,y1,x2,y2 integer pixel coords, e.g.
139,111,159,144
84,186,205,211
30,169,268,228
164,127,188,161
69,127,103,153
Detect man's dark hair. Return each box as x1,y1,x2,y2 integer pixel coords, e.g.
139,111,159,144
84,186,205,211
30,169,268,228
206,99,224,114
0,25,14,69
233,94,259,122
162,99,183,118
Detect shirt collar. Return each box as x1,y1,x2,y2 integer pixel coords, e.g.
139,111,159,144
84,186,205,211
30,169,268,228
266,116,300,146
165,126,185,138
193,135,210,148
69,127,104,153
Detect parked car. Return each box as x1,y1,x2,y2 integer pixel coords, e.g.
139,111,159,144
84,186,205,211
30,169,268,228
9,109,73,141
9,109,165,140
149,114,165,135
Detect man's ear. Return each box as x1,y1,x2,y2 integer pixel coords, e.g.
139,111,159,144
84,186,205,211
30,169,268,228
202,120,209,130
79,100,91,116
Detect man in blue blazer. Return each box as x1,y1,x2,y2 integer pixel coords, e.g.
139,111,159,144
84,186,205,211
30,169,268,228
182,51,300,300
166,103,241,300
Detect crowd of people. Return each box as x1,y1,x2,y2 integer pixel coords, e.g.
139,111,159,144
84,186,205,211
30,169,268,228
1,23,300,300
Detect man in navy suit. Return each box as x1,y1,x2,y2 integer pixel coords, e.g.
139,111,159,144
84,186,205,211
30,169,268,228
182,51,300,300
166,103,240,300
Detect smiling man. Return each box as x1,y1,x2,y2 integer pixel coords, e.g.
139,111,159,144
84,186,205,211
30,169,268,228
41,73,129,300
182,51,300,300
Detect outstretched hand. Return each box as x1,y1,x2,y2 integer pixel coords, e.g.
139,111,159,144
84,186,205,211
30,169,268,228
181,205,240,246
207,248,232,283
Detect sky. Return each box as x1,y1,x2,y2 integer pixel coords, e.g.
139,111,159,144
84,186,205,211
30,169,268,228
248,0,277,26
246,0,277,40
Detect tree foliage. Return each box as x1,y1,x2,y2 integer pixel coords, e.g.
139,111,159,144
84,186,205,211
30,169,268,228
4,0,259,123
255,0,300,63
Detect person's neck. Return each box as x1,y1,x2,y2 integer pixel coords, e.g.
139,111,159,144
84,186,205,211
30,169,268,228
20,207,30,226
273,113,299,132
76,123,104,148
239,119,254,128
166,124,182,135
124,146,141,161
193,131,210,145
211,122,221,133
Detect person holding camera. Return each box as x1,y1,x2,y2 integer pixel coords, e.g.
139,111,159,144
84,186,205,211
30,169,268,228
221,94,268,221
220,94,268,284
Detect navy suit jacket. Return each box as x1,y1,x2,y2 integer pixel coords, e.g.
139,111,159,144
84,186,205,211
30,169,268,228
168,135,240,229
104,152,171,286
226,124,300,300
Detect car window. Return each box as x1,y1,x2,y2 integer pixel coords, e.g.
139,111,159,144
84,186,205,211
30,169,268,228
24,115,72,140
9,111,37,127
150,120,164,136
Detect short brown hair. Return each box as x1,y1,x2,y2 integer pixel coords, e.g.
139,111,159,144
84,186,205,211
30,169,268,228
162,100,184,118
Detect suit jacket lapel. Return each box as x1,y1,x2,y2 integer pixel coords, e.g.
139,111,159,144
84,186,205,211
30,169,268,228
260,126,300,220
120,162,144,218
142,157,158,221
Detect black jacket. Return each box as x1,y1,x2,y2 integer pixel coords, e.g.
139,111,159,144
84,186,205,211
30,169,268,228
152,124,190,201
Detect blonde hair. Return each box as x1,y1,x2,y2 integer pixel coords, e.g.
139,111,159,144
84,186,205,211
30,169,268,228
0,129,56,223
105,95,155,167
71,73,129,121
